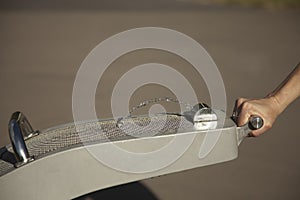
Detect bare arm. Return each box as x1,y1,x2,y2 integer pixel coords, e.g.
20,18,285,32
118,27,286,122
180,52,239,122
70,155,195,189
233,63,300,136
268,63,300,113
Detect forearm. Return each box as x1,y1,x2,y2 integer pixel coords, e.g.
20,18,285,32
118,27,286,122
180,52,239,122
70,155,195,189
268,63,300,114
233,63,300,136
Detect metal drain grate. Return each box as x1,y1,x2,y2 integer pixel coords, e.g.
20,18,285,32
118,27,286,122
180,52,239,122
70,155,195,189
0,114,194,176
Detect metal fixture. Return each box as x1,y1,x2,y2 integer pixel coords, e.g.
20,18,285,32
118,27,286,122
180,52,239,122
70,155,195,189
8,111,39,168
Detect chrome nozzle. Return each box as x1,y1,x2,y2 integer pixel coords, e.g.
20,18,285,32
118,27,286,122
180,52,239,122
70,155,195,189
8,112,38,168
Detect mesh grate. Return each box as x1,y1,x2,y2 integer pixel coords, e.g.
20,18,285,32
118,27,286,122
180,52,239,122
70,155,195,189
0,114,194,176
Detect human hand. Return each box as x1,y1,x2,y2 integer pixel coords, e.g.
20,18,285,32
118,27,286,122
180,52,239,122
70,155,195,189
232,97,282,137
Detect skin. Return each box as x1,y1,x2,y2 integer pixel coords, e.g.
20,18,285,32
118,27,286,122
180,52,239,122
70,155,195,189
233,63,300,137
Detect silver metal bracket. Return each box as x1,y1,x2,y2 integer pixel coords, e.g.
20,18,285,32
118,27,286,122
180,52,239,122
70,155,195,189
8,111,39,168
236,116,264,145
183,103,218,130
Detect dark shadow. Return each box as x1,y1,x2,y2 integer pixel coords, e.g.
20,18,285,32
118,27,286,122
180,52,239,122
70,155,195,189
73,182,159,200
0,147,16,165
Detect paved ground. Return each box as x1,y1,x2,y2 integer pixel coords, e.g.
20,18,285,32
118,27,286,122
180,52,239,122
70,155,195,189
1,1,300,200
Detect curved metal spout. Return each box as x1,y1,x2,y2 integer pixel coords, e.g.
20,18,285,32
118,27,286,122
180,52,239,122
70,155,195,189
8,112,36,167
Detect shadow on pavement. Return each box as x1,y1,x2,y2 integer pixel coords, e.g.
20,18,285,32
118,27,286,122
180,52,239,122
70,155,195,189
74,182,159,200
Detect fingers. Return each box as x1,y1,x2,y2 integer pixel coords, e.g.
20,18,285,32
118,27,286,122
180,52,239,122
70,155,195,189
233,97,277,137
232,98,267,137
236,101,252,127
251,120,272,137
232,97,248,122
251,128,266,137
231,98,247,120
236,97,248,108
233,97,247,114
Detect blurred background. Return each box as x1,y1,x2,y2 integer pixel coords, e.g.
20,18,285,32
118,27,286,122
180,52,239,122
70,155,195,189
1,0,299,199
